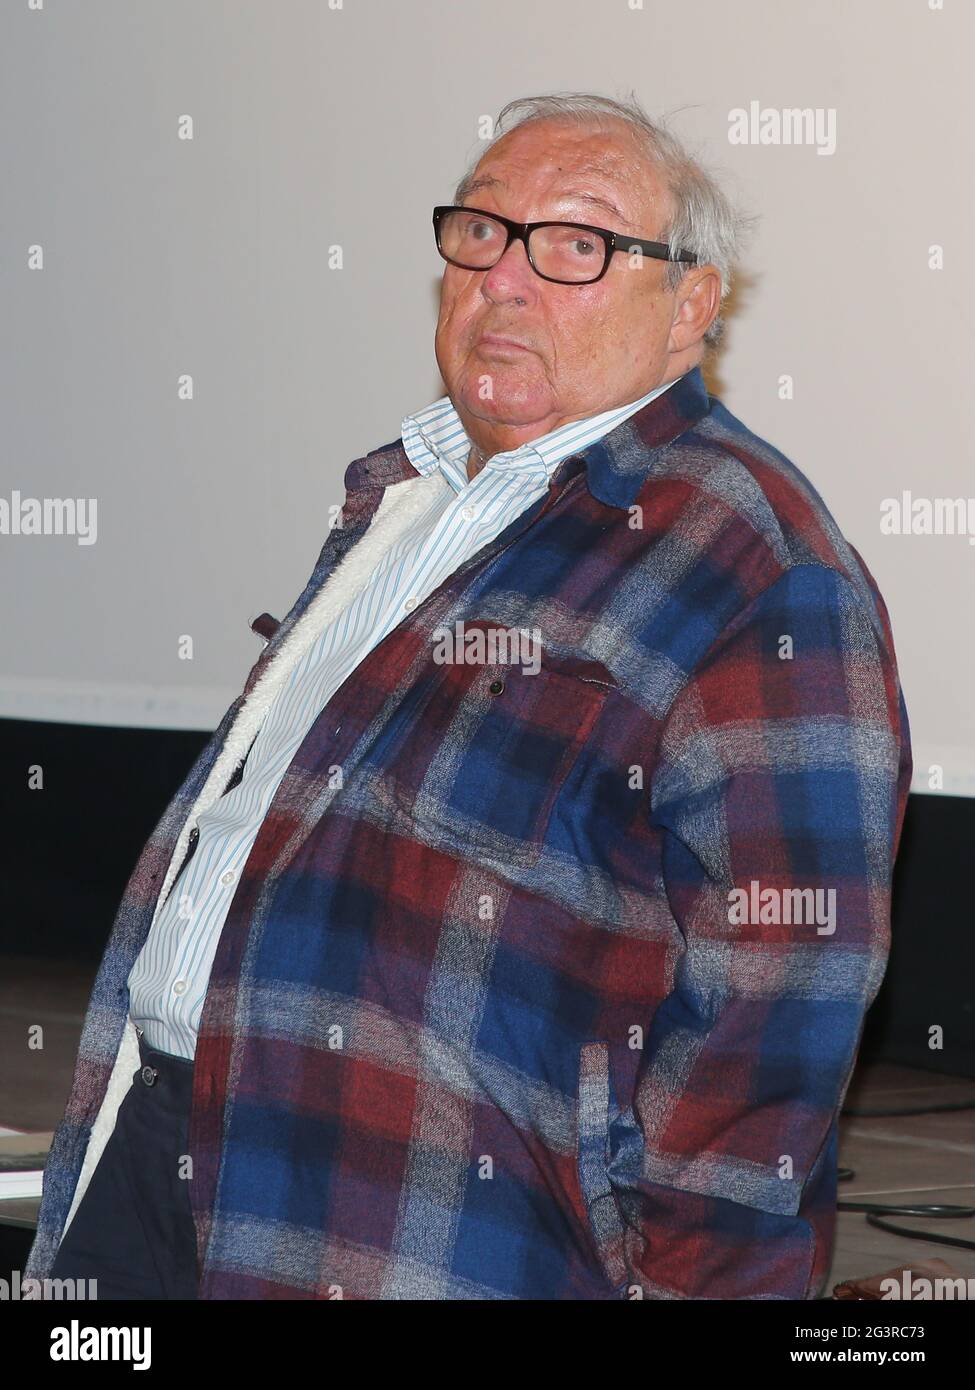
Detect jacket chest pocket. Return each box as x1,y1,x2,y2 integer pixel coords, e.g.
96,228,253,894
362,623,619,864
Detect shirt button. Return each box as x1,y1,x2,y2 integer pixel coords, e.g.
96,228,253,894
461,506,475,521
221,870,236,885
173,980,187,995
404,597,418,611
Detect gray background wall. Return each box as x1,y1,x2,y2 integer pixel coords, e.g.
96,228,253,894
2,0,972,794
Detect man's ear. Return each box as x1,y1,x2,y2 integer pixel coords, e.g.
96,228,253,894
668,265,722,353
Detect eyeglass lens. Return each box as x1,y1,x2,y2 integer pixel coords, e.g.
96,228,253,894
438,208,607,283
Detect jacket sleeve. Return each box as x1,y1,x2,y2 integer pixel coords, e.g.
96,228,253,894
609,561,912,1299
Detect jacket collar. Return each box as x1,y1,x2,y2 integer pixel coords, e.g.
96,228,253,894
343,365,712,512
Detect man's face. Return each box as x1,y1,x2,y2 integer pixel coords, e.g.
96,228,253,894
434,117,697,453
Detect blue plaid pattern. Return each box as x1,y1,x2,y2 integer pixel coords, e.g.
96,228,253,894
25,366,911,1299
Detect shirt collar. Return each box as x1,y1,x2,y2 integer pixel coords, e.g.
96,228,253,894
401,374,688,497
347,366,712,511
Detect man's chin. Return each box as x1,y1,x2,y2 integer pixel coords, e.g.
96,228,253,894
455,378,553,429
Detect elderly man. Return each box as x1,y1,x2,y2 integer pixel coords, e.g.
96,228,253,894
28,92,910,1301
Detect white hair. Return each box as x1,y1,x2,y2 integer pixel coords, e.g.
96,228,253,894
453,91,752,348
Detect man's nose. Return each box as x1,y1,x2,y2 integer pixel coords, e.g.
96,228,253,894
479,237,538,306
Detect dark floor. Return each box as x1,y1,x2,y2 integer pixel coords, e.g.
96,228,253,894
2,956,973,1292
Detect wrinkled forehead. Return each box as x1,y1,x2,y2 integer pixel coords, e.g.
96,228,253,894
467,119,669,230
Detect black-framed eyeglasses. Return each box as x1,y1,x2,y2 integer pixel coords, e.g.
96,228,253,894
432,204,697,285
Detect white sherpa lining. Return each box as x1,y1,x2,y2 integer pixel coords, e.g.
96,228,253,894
58,469,447,1244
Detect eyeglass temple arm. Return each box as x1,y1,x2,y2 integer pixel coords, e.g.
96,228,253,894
615,234,697,265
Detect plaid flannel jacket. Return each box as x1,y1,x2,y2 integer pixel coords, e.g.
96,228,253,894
25,366,912,1299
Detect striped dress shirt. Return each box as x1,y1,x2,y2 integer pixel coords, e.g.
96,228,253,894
126,374,682,1059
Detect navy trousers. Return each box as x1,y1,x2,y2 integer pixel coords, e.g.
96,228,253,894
49,1033,199,1299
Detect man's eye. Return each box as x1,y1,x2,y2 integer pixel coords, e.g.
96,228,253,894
469,221,496,241
572,239,596,256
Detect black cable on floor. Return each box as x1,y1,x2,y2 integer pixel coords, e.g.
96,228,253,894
825,1097,975,1292
837,1174,975,1252
841,1099,975,1118
861,1212,975,1251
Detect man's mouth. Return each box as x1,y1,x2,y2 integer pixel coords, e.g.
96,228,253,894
476,333,533,354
